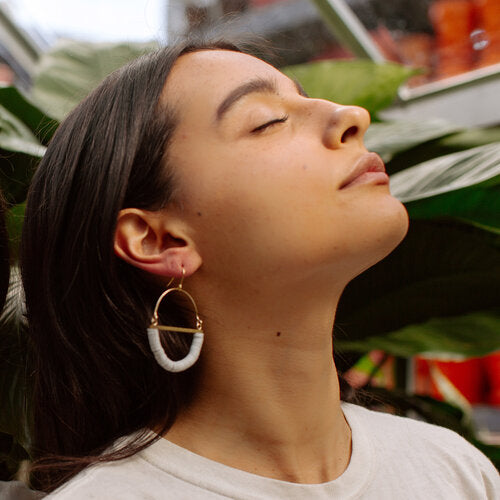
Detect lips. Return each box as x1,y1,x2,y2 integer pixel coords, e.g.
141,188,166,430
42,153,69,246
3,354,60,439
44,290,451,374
340,152,389,189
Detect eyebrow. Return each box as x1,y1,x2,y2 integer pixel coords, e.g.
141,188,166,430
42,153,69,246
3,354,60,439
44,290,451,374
215,76,309,122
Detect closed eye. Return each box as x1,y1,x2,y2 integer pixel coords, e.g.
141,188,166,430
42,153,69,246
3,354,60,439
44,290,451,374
251,115,288,133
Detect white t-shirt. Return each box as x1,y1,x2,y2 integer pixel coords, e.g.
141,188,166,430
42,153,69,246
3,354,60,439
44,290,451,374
48,403,499,499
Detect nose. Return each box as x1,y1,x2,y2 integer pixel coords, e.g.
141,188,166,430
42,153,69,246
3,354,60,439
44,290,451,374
321,103,370,149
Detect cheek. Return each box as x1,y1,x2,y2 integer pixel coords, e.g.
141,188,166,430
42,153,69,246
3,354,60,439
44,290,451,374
183,166,331,273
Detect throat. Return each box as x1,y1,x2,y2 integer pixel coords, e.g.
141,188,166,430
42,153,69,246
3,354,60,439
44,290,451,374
165,360,351,484
163,279,351,483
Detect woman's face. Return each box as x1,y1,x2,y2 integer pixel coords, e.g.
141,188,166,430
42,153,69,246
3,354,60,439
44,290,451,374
163,50,408,285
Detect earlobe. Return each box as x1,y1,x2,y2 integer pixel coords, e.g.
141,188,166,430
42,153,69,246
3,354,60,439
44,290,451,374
114,208,202,278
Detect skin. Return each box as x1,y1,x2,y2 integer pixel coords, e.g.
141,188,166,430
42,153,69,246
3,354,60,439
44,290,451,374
115,50,409,484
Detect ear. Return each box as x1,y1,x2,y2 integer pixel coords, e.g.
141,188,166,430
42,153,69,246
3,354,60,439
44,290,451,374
114,208,202,278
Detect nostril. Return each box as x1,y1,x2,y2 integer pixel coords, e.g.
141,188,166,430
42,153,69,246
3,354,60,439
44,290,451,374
341,126,358,143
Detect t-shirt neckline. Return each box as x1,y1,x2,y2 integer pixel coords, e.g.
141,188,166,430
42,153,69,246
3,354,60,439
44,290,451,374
139,402,375,499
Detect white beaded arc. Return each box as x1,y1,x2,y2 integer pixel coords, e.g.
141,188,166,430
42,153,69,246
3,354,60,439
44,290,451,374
147,269,204,373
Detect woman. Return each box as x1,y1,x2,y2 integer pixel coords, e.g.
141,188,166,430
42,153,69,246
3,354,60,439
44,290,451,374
21,39,498,498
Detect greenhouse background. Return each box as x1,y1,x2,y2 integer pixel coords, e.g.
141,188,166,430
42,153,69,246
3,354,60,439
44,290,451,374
0,0,498,485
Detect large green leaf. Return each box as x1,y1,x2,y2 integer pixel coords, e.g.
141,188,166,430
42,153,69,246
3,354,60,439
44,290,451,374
385,126,500,175
31,40,159,121
0,87,58,145
390,143,500,203
388,143,500,231
282,60,415,116
336,220,499,344
338,311,500,358
439,127,500,151
365,119,462,162
405,186,500,233
0,105,45,158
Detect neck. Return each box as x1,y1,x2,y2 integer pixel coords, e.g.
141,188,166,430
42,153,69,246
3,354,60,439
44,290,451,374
165,276,352,484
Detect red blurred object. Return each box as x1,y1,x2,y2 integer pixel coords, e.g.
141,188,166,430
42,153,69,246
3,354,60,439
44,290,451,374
435,357,484,404
484,352,500,405
415,353,500,406
429,0,475,77
397,33,435,85
474,0,500,67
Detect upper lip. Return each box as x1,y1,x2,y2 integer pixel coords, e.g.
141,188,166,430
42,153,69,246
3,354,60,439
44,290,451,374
339,152,386,189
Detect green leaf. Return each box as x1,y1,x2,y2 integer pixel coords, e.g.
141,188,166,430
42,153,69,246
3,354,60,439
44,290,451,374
439,127,500,150
31,40,159,121
390,143,500,203
338,311,500,358
0,86,58,145
387,143,500,230
405,186,500,232
336,220,500,343
452,218,500,235
365,119,462,162
384,126,500,175
282,60,415,116
0,105,45,158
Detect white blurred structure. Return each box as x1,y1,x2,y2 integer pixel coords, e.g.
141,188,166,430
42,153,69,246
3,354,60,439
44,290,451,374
0,2,42,87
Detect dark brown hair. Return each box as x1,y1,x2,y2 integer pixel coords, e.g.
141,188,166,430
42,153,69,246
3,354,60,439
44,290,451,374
21,38,242,493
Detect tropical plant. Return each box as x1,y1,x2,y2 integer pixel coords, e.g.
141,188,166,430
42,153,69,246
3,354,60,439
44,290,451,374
0,40,499,481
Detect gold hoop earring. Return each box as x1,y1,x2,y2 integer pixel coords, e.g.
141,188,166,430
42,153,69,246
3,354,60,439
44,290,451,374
147,268,204,373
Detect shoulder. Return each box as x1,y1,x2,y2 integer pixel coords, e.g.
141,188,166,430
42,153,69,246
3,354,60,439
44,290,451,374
0,481,46,500
344,401,482,452
45,443,225,500
46,454,163,499
343,402,499,498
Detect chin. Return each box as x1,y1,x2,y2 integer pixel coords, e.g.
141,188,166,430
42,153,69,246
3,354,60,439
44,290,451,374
348,198,409,280
315,196,410,283
387,200,410,247
369,200,409,267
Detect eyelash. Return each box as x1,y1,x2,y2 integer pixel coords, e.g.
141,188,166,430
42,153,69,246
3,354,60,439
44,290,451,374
251,114,289,133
